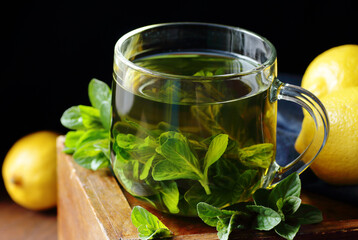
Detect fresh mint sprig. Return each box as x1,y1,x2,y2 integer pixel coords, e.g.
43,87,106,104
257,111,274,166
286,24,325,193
196,172,323,240
112,118,275,215
131,206,173,240
60,78,111,170
130,173,322,240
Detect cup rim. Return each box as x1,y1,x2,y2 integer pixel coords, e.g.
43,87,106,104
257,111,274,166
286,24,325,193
114,22,277,81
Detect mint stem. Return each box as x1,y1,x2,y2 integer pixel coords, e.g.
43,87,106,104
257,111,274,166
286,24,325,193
199,178,211,195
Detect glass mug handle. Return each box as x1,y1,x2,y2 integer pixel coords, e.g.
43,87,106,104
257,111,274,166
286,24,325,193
265,79,330,187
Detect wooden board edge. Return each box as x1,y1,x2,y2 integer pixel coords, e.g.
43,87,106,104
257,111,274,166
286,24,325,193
57,136,139,240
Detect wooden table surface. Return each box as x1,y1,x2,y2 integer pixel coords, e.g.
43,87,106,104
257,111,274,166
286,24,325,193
0,192,57,240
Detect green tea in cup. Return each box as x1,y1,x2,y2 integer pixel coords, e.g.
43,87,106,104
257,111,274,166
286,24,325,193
111,23,329,216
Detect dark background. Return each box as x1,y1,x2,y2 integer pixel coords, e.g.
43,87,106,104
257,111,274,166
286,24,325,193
1,0,357,195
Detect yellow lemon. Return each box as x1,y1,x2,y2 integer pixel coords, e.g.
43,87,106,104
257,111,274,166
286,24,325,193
301,44,358,99
295,87,358,185
2,131,59,210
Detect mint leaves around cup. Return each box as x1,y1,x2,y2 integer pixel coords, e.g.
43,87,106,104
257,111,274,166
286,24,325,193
60,78,111,170
131,206,173,240
60,79,323,239
196,172,323,240
130,172,322,240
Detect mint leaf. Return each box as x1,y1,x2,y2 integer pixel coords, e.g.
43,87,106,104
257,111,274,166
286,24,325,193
99,100,111,130
184,167,259,209
274,222,300,240
61,79,112,171
139,154,156,180
66,129,110,170
246,205,281,231
153,134,203,182
195,173,322,240
73,139,110,170
63,130,85,153
76,129,109,149
238,143,274,169
289,204,323,225
197,202,252,240
203,134,228,178
155,136,199,170
197,202,236,227
199,133,229,195
116,133,144,150
217,213,239,240
88,78,111,110
159,181,180,214
61,106,85,130
268,172,301,211
131,206,172,240
157,131,187,145
236,169,260,194
191,104,223,134
281,196,301,215
61,105,102,131
152,159,202,181
193,69,213,76
88,78,112,130
78,105,103,129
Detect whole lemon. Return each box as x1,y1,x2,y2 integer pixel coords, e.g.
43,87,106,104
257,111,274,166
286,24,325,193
2,131,59,210
301,44,358,98
295,87,358,185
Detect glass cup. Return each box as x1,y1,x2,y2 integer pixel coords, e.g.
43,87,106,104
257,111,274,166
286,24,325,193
111,22,329,216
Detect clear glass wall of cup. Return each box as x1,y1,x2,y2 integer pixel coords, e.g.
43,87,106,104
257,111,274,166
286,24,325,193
111,23,329,216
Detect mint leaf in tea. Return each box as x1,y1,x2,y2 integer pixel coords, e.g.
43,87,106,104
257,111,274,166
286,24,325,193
111,51,277,216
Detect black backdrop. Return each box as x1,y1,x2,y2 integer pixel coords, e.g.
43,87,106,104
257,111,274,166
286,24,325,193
1,0,357,194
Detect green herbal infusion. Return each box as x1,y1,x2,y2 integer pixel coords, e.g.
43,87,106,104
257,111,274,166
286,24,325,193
111,51,277,216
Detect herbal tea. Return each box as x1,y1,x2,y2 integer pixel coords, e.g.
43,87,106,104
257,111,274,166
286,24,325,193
111,52,277,216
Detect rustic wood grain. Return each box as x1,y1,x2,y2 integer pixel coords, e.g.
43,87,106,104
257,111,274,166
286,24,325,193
56,136,358,240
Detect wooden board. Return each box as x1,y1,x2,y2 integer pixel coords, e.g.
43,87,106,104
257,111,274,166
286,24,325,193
56,136,358,239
